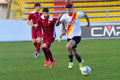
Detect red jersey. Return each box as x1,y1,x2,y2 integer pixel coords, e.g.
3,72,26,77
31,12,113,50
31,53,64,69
37,15,57,38
28,11,42,39
28,11,42,24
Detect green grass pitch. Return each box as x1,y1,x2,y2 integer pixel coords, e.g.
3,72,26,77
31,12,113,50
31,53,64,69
0,39,120,80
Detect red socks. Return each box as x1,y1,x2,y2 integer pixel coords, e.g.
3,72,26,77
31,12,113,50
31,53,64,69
47,50,53,61
42,47,49,60
42,47,53,61
36,43,41,52
34,42,41,52
34,43,37,47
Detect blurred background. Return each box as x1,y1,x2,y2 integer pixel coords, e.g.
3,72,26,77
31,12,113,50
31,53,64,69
0,1,120,80
0,0,120,42
0,0,120,22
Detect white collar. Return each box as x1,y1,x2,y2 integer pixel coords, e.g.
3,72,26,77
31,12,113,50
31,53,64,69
30,11,41,13
41,15,53,20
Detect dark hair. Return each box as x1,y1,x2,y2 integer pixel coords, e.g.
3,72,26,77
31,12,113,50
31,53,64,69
66,4,73,8
34,3,41,8
43,8,49,12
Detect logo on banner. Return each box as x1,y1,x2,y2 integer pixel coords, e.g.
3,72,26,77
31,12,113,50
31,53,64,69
91,25,120,37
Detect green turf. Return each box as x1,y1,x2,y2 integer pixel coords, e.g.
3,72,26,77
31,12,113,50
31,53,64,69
0,39,120,80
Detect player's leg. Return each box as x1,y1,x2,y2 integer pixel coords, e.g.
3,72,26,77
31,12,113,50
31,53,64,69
66,39,76,69
42,39,55,68
31,29,37,47
72,36,84,70
32,39,37,47
46,37,55,68
42,43,49,67
31,29,38,58
36,27,42,55
72,48,84,70
36,37,42,56
32,38,37,47
32,38,38,58
72,48,82,63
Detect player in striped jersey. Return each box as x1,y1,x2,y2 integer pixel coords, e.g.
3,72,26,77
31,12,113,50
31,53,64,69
56,4,90,70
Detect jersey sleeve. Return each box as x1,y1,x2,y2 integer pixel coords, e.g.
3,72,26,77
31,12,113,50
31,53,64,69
28,13,32,20
78,12,84,19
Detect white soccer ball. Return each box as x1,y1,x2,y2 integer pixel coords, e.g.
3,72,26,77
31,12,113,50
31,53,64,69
81,66,91,76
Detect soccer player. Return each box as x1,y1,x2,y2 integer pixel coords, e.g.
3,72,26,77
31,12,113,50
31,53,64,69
27,3,42,58
56,4,90,70
34,8,57,68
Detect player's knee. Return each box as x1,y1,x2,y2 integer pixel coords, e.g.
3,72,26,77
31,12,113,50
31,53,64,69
66,44,71,50
73,50,75,54
37,38,41,43
37,41,41,43
42,44,47,49
73,49,78,55
32,39,36,43
74,52,78,55
42,46,45,49
74,53,80,58
37,39,41,43
73,49,76,53
74,52,80,57
32,41,36,44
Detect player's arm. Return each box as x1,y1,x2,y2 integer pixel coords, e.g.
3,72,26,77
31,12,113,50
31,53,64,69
27,19,34,26
56,14,63,26
56,21,66,34
56,14,66,31
56,14,66,42
27,13,34,26
27,19,38,30
56,18,62,26
83,13,90,27
58,19,66,37
61,22,66,31
34,18,41,28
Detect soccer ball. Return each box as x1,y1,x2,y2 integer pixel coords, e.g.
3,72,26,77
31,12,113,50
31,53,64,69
81,66,91,76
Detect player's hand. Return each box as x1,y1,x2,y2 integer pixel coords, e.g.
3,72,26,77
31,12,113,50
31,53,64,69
62,29,66,36
31,26,37,30
31,24,38,30
34,24,38,27
34,24,38,29
58,14,63,19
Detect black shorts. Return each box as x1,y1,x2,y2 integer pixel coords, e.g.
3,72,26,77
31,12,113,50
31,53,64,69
67,36,81,49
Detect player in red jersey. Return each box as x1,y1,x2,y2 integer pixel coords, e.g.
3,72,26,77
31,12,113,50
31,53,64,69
34,8,57,68
27,3,42,58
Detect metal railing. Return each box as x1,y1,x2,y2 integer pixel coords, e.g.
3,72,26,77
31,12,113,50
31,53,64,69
0,10,18,19
0,9,120,23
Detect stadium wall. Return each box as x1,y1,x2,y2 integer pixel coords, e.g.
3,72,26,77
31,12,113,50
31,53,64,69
0,19,120,42
0,19,31,42
81,22,120,39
